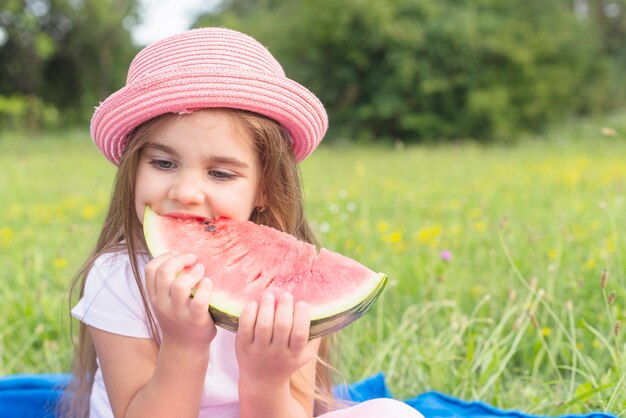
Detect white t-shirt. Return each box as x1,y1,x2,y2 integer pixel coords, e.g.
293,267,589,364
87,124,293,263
71,251,240,418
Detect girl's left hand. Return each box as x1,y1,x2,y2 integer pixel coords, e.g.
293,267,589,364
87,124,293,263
235,292,317,384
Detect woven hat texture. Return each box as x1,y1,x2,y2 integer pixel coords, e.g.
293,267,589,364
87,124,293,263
90,27,328,165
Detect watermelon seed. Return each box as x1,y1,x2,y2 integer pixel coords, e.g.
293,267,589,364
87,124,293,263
205,224,217,233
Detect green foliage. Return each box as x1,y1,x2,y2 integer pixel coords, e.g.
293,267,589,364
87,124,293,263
0,95,59,131
2,0,625,141
199,0,626,142
0,0,140,128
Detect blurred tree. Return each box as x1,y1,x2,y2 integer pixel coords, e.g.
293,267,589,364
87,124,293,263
198,0,625,142
0,0,139,128
580,0,626,59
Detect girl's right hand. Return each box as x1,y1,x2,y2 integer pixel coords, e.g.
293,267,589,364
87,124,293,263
94,253,215,417
144,253,217,348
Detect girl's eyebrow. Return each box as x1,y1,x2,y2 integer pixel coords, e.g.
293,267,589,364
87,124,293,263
144,143,178,156
209,156,250,168
144,143,250,168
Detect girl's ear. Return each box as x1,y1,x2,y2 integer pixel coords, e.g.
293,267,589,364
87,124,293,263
255,193,267,211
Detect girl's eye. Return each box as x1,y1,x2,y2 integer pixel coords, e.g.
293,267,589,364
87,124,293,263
209,170,236,181
150,159,174,170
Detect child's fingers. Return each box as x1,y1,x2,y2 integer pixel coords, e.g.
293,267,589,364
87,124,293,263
169,270,201,306
272,292,294,347
289,301,311,351
187,262,205,279
237,301,259,346
168,262,204,303
154,256,196,303
146,253,196,301
254,292,276,346
189,277,213,317
144,253,176,298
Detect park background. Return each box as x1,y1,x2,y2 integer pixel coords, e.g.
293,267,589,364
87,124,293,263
1,0,626,415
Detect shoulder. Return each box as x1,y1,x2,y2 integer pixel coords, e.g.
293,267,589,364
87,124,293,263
72,248,153,338
84,248,150,304
91,248,149,275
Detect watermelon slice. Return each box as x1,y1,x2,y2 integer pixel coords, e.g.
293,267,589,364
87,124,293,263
143,206,387,338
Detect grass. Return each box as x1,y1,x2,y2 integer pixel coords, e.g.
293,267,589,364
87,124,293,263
1,112,625,415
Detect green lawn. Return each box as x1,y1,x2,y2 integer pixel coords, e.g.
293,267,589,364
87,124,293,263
1,113,625,415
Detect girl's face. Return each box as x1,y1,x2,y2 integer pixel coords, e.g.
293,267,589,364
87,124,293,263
134,110,264,224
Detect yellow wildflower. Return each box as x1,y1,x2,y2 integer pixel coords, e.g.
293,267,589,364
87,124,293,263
383,231,402,243
473,221,486,232
416,225,442,247
53,257,68,269
81,204,98,220
1,226,14,246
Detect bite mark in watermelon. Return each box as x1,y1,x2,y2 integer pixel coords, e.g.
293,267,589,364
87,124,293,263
142,206,387,338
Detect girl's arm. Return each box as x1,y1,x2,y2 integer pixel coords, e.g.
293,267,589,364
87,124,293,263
90,326,211,418
91,252,216,418
236,292,321,418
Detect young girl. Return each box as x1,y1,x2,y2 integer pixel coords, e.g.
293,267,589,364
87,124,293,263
66,27,423,418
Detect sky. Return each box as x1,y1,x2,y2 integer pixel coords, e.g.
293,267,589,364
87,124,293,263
0,0,220,48
132,0,221,46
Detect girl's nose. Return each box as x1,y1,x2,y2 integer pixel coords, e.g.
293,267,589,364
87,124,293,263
167,172,206,205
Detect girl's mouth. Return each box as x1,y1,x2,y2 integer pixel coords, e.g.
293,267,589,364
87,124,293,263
162,212,208,222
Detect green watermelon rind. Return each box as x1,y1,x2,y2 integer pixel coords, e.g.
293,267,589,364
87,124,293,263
143,206,388,338
143,210,170,256
210,273,387,339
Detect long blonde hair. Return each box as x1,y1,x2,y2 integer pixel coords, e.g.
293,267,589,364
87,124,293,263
62,109,336,417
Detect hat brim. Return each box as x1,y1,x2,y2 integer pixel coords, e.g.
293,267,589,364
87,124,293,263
90,66,328,165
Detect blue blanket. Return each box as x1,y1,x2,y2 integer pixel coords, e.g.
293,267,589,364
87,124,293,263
0,374,69,418
334,374,617,418
0,373,617,418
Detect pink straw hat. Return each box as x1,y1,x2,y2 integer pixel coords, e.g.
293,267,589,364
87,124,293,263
90,27,328,165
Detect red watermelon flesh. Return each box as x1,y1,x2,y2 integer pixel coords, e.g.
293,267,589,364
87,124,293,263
143,206,387,338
